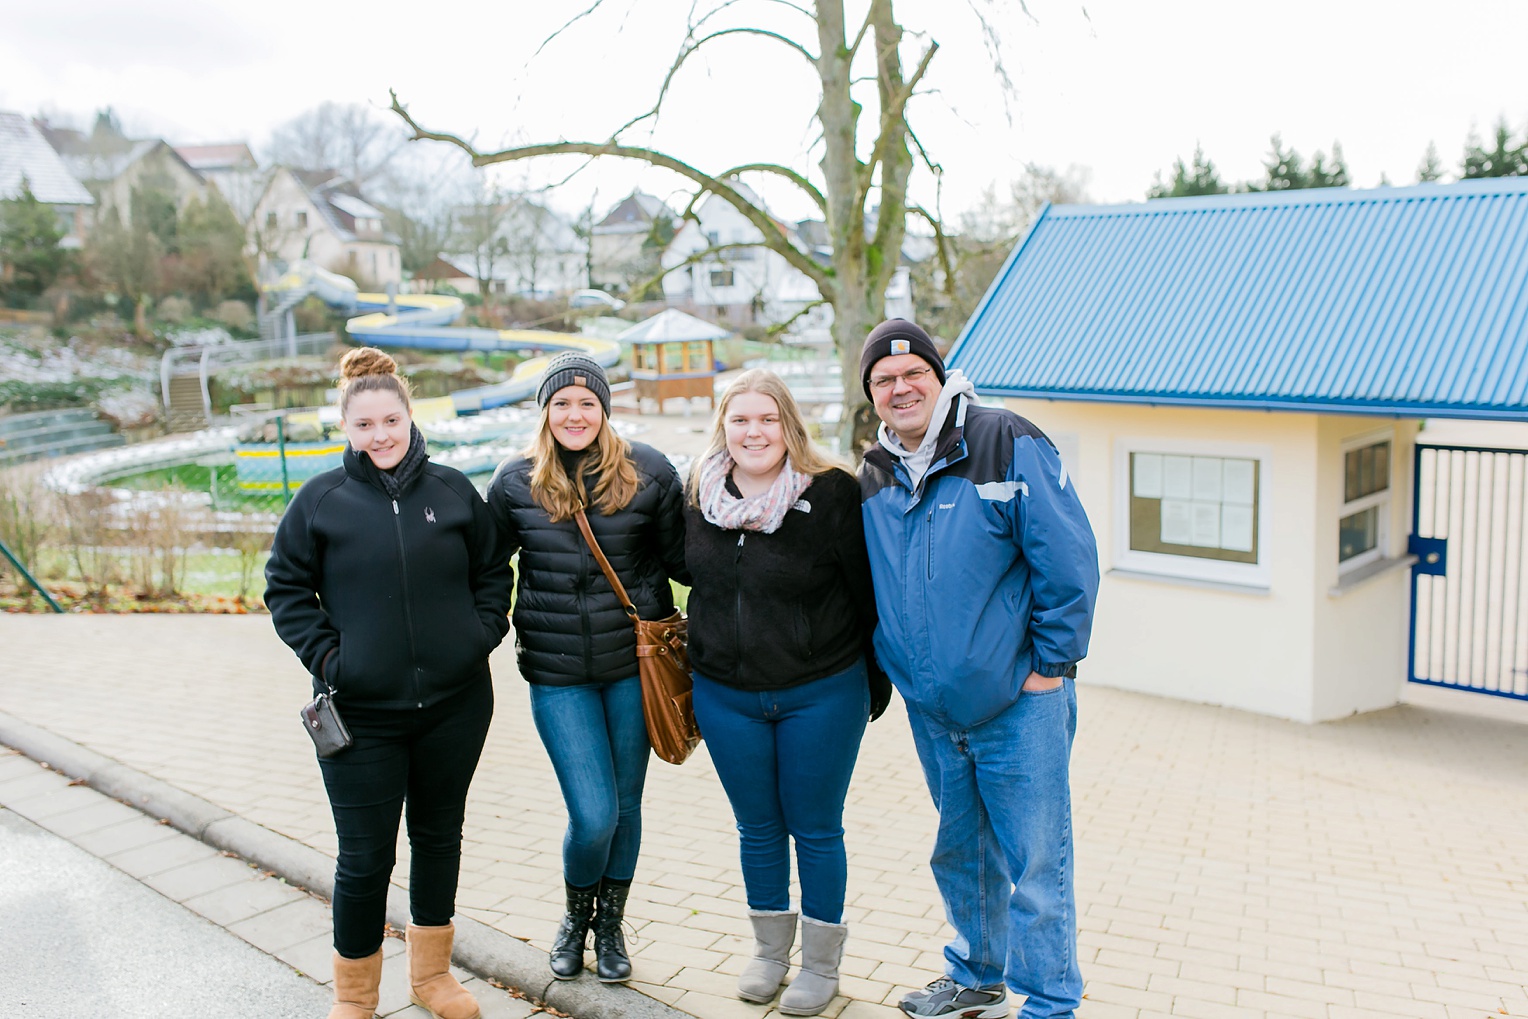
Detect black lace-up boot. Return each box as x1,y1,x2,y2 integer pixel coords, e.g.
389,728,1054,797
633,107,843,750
591,878,633,982
549,882,599,979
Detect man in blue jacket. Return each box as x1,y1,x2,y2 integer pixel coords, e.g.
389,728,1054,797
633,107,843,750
857,320,1099,1019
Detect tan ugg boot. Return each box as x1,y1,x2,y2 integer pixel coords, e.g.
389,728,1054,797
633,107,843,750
406,923,481,1019
327,949,382,1019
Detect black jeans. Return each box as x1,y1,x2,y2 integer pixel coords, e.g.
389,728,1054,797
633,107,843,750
318,675,493,958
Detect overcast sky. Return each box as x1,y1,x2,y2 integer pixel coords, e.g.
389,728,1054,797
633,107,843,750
3,0,1526,223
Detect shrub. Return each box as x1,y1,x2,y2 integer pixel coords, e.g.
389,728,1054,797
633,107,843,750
156,296,194,324
212,300,255,333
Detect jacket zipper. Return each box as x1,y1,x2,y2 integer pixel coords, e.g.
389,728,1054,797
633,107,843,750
734,533,746,683
392,498,422,706
926,509,934,580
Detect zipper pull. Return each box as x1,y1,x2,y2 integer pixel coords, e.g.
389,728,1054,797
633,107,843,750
392,500,399,515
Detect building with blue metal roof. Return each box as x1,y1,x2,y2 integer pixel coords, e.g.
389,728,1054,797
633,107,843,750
947,179,1528,722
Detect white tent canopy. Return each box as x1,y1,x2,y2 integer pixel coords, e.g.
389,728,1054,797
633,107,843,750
616,309,732,343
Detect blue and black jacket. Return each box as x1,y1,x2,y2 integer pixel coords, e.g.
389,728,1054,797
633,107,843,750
858,398,1100,729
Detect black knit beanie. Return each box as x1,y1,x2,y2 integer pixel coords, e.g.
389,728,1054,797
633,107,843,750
537,351,612,416
859,319,946,399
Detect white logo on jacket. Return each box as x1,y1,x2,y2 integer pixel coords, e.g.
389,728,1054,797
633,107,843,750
425,507,436,523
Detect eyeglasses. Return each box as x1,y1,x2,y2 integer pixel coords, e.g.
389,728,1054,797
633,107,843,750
868,366,933,392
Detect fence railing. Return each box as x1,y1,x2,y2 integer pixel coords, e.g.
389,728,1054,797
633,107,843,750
160,332,337,426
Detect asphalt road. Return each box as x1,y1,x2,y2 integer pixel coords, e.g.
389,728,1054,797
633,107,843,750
0,806,331,1018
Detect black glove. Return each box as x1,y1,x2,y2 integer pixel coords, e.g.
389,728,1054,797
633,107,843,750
867,661,893,721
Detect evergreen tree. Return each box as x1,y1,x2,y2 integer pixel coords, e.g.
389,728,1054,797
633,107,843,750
1250,135,1310,191
172,195,253,302
0,181,72,301
1417,141,1444,183
1308,141,1350,188
1147,145,1228,198
1462,119,1527,178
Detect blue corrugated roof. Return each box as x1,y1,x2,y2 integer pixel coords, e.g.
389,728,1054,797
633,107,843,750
947,179,1528,419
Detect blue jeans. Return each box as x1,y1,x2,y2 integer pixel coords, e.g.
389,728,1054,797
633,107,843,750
692,659,869,923
528,675,650,887
904,680,1081,1019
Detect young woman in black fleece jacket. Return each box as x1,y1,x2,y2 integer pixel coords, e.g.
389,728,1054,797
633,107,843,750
485,352,689,985
684,368,890,1017
264,348,512,1019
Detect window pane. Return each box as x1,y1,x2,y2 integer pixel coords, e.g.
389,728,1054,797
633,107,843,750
1339,506,1379,562
1345,448,1360,503
1374,442,1389,492
1130,452,1258,564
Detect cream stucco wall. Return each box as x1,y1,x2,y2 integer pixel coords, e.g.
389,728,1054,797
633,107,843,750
1310,418,1420,720
1002,398,1418,722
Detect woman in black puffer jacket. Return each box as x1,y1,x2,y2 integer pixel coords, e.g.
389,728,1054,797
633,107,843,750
486,352,689,985
265,347,513,1019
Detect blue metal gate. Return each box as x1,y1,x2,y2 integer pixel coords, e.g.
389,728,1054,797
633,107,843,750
1409,443,1528,700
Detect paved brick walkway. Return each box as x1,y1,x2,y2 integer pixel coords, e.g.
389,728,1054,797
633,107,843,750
3,614,1526,1018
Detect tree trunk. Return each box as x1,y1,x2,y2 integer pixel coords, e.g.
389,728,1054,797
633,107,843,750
134,296,150,337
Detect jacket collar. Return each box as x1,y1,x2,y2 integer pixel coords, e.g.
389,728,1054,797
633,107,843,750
863,397,968,493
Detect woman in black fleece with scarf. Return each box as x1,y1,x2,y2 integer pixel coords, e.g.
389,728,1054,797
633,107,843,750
684,368,890,1017
265,347,512,1019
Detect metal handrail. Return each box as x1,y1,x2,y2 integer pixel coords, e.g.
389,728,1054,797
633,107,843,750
160,332,337,425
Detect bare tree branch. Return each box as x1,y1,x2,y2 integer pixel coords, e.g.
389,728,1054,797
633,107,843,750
389,92,836,299
612,26,819,138
908,204,956,300
534,1,609,59
763,298,826,338
623,240,798,307
858,40,938,210
717,163,828,213
848,6,875,60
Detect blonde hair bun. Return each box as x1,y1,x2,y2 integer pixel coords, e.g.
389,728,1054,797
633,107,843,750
339,346,399,381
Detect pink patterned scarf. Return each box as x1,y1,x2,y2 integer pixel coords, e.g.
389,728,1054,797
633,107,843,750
695,450,814,534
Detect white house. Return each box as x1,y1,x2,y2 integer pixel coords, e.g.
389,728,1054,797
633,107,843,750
249,168,402,287
949,179,1528,722
449,196,587,297
0,111,93,247
591,191,675,291
173,142,265,223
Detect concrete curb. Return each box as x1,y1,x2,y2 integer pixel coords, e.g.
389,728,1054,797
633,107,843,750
0,711,689,1019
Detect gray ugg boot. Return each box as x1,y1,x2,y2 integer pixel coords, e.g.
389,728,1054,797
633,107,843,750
736,909,797,1003
778,916,846,1016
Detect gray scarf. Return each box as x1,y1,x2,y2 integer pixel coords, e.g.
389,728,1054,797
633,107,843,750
878,369,976,489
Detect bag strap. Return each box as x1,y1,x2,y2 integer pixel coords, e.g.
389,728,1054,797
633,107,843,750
574,509,639,621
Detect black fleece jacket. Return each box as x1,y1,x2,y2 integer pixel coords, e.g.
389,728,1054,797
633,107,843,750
264,446,513,710
486,441,691,686
684,467,888,713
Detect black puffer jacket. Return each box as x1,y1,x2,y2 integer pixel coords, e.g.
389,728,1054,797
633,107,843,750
264,446,514,710
486,441,690,686
685,467,889,715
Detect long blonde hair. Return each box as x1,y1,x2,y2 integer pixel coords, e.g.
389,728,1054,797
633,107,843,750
688,368,851,504
527,403,639,521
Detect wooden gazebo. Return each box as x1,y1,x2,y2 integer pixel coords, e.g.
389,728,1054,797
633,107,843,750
619,310,729,413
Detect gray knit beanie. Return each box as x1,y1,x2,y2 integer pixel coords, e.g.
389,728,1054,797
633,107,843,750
537,351,611,416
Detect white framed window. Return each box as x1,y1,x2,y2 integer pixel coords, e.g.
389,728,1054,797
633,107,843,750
1114,438,1272,587
1338,431,1391,572
709,268,735,287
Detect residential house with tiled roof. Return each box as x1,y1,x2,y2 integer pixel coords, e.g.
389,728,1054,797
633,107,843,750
174,143,264,222
591,190,676,291
0,111,93,247
248,167,401,287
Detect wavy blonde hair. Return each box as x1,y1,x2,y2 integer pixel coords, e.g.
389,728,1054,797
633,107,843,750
688,368,851,504
527,402,639,522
